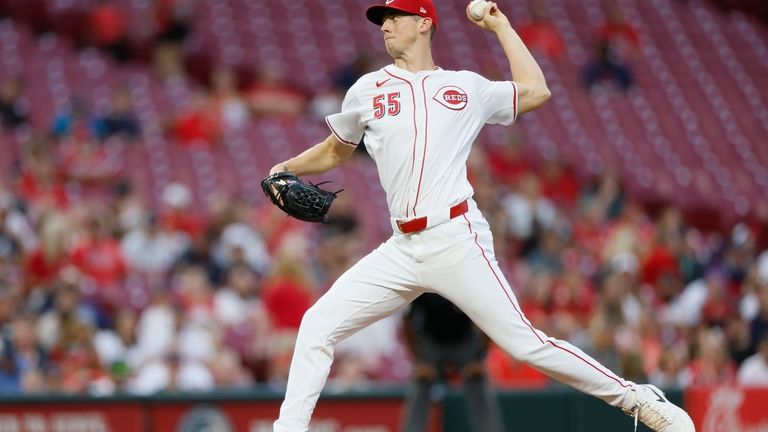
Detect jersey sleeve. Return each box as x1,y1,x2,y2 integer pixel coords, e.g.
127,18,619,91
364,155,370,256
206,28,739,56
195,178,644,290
325,85,365,147
471,72,519,125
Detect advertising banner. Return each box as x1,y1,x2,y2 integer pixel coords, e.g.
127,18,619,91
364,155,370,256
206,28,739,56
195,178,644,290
0,397,438,432
150,398,441,432
0,402,144,432
687,386,768,432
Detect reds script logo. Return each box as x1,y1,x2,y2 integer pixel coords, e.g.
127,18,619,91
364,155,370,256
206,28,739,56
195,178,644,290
433,86,468,111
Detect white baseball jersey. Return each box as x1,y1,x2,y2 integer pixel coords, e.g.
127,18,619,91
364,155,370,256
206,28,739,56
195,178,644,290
275,65,639,432
326,65,518,220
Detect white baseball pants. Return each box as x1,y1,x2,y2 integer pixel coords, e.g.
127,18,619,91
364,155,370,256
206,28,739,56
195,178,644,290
273,199,636,432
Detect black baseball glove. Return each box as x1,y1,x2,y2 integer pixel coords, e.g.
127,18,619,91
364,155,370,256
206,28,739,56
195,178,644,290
261,172,341,223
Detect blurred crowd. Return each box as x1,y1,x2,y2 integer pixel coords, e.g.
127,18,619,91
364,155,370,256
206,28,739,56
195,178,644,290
1,0,768,397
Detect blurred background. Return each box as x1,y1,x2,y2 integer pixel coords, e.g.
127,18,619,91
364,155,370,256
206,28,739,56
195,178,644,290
0,0,767,430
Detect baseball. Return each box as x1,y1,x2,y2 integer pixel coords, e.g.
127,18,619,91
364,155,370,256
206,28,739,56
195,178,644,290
469,0,487,20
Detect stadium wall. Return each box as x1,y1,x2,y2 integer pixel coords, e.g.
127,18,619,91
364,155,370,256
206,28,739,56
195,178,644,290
0,387,765,431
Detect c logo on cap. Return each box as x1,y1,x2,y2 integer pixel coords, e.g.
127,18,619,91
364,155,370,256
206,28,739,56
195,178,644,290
386,0,394,4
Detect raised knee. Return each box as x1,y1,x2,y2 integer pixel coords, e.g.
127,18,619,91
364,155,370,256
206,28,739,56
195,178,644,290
295,304,339,348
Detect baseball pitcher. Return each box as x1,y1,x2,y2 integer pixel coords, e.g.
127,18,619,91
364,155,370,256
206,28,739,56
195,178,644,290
264,1,696,431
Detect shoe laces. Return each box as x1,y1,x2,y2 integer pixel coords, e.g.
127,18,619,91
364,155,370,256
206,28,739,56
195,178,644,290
625,400,672,432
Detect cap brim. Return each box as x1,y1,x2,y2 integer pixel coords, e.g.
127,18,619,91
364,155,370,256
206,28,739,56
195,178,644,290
365,5,412,26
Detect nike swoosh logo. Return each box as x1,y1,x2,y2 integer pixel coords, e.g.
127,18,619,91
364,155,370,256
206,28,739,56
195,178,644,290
376,78,391,87
647,386,666,403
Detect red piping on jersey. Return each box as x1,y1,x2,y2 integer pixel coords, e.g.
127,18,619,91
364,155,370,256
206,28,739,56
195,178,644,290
412,75,431,216
511,81,518,121
325,118,358,147
461,214,632,390
384,67,418,218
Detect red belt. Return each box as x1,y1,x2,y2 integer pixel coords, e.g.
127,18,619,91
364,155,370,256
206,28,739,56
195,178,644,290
396,200,469,234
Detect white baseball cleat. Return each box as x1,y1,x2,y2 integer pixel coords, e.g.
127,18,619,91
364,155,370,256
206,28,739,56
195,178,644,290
623,384,696,432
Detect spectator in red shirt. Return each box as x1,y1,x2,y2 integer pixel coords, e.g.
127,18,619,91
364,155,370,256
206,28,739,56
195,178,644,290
598,4,641,54
517,1,565,58
69,216,128,306
260,252,314,380
485,131,530,188
551,268,597,327
17,140,69,212
642,241,680,287
24,214,71,293
171,91,221,147
520,270,555,331
88,0,130,63
261,254,313,331
540,158,580,207
247,64,308,120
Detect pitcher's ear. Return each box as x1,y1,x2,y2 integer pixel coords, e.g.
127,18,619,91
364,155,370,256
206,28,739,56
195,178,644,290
420,16,434,33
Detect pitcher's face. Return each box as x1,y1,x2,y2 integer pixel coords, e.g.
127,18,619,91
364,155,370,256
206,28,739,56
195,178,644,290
380,12,422,57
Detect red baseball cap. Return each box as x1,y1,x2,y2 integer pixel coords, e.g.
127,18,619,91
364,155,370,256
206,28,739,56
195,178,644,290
366,0,439,29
